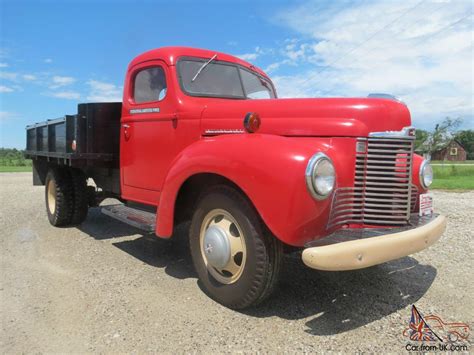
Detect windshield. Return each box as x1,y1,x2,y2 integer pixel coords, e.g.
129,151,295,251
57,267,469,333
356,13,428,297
178,58,276,99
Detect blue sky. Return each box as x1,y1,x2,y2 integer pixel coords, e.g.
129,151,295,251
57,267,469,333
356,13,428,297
1,0,472,148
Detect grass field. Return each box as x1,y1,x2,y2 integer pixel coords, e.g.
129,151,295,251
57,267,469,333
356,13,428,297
431,164,474,190
0,156,32,173
0,166,33,172
431,160,474,165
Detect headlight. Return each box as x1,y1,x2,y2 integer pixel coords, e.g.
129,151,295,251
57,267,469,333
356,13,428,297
420,159,433,189
305,153,336,200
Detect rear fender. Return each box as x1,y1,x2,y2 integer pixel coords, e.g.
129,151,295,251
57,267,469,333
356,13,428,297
156,134,338,246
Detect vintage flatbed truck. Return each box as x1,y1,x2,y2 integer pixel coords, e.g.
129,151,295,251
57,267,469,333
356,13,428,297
25,47,446,309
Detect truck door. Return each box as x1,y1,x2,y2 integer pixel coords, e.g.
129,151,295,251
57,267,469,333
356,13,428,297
120,60,175,201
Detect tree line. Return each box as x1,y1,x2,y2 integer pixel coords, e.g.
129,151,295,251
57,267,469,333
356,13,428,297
0,148,32,166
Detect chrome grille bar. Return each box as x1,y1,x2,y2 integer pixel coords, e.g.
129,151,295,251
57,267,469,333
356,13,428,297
411,184,419,212
328,135,415,228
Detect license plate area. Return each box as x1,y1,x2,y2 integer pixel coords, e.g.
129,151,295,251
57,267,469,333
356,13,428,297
419,193,434,216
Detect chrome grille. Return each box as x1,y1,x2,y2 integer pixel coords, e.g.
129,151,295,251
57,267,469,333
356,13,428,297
410,184,419,212
328,136,414,228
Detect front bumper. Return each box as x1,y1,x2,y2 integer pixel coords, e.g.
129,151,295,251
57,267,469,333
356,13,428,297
302,214,446,271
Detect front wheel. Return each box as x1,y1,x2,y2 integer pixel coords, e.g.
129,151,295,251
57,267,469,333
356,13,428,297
189,185,282,309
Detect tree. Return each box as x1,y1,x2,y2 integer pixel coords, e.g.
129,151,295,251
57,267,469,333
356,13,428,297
423,117,462,156
455,130,474,160
415,129,429,151
0,148,32,166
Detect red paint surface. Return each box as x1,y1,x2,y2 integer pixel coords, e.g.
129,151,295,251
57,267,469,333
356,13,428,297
119,47,421,246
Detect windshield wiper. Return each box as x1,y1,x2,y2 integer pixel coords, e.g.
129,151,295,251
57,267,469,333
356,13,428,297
191,54,217,82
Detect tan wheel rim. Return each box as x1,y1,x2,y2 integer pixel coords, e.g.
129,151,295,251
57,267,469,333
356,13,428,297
47,179,56,215
199,209,247,284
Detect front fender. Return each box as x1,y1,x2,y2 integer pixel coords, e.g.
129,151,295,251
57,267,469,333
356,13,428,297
412,154,428,191
156,134,349,246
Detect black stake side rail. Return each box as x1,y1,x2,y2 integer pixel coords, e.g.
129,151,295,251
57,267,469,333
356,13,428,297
24,103,122,168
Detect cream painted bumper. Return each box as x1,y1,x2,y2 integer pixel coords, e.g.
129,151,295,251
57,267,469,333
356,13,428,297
302,215,446,271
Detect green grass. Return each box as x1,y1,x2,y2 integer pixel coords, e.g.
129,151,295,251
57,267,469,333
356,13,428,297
431,160,474,165
431,164,474,190
0,157,33,172
0,166,33,172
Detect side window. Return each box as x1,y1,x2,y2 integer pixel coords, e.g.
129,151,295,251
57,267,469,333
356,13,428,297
239,68,273,99
133,66,167,103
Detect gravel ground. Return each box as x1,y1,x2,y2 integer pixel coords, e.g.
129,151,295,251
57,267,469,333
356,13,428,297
1,172,473,353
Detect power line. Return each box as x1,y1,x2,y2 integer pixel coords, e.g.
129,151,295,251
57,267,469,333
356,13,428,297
413,12,473,43
299,0,426,87
315,9,472,97
345,1,452,60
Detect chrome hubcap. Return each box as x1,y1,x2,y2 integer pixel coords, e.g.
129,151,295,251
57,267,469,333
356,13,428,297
203,225,231,269
199,209,247,284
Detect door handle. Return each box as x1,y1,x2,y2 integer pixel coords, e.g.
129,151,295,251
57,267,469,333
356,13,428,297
122,124,130,129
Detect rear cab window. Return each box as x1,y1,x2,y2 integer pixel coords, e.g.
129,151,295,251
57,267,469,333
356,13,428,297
133,67,167,103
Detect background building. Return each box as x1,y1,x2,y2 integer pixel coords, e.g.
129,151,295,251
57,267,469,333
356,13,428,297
431,140,467,161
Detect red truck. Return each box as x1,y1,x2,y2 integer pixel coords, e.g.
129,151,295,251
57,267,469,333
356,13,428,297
25,47,446,309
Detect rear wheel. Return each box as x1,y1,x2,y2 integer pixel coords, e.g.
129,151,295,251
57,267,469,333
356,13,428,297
70,169,89,225
45,168,74,227
190,185,282,309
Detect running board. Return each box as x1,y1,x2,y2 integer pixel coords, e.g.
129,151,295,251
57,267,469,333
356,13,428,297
101,204,156,232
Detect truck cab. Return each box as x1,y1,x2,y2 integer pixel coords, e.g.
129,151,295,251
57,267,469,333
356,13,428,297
120,48,276,204
25,46,446,309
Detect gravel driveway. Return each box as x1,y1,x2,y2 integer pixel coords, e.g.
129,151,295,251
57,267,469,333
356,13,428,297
1,173,472,353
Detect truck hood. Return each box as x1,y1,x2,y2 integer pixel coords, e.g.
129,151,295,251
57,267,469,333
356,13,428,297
200,98,412,137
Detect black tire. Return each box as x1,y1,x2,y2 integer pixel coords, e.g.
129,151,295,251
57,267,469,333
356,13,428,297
189,185,282,309
69,169,89,225
45,168,74,227
86,186,98,207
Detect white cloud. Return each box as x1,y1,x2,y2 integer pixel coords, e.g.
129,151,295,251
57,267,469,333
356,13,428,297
22,74,37,81
0,71,37,84
10,84,23,92
44,58,53,63
86,80,122,102
0,111,20,121
0,71,18,81
235,47,266,62
282,40,311,61
1,72,77,91
271,0,474,128
271,74,316,98
50,75,75,88
0,63,8,68
236,53,259,61
264,58,292,74
264,62,282,73
0,85,15,93
47,91,81,100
